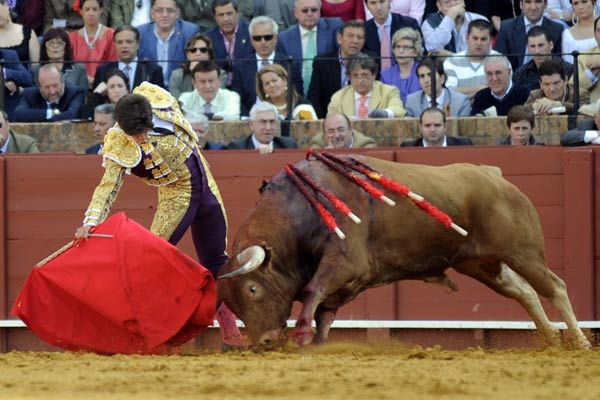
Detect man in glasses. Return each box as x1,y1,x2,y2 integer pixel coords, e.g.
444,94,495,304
276,0,342,96
0,110,39,154
206,0,254,87
227,101,297,152
307,20,374,118
137,0,200,86
231,15,303,116
309,112,376,149
92,24,164,92
421,0,487,57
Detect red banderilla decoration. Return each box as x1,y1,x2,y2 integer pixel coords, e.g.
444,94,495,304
285,165,346,240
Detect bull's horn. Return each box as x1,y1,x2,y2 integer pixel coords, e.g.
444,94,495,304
219,245,266,279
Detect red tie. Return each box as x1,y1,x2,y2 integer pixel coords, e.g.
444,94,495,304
358,95,369,119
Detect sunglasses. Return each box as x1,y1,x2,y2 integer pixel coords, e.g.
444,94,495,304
300,7,319,13
252,34,274,42
187,46,209,54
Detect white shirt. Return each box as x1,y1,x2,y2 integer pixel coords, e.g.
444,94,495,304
256,52,276,71
179,88,241,121
131,0,151,27
423,136,448,147
251,134,273,150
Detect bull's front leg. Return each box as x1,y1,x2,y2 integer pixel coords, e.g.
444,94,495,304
293,247,366,346
292,286,321,346
314,305,337,344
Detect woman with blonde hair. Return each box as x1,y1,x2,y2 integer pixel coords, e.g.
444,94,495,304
380,27,423,106
256,63,317,123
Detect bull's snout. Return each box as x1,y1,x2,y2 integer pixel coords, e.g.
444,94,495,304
258,329,283,350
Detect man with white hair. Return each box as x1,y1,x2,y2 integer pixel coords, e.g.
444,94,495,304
231,15,303,116
276,0,342,95
185,112,227,150
561,98,600,146
471,55,530,116
226,101,298,153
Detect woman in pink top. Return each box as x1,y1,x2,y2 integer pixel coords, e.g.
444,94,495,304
69,0,117,88
321,0,366,21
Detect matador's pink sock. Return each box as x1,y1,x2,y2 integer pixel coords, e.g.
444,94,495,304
215,303,246,346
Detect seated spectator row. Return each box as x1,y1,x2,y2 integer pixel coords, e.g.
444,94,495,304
4,0,600,145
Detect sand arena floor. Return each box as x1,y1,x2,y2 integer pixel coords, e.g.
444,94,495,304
1,343,599,400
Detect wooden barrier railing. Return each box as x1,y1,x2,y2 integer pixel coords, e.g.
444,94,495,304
11,115,574,154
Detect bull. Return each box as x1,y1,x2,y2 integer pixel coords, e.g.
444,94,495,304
217,155,591,350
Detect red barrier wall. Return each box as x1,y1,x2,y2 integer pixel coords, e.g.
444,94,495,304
0,147,597,351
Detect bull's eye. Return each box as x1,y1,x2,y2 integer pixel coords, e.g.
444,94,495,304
244,281,262,301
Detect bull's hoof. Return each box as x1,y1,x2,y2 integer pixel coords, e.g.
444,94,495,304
292,327,315,346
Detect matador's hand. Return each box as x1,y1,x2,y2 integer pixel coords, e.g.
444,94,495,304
75,225,92,241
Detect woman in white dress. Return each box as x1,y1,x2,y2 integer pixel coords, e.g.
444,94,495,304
561,0,597,63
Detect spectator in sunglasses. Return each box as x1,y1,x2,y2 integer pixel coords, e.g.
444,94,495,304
169,33,227,99
231,15,303,116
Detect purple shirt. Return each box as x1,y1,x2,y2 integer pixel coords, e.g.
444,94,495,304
380,62,421,106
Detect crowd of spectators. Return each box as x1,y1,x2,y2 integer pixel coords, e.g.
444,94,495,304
3,0,600,153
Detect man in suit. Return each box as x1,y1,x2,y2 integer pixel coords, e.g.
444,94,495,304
136,0,200,86
307,19,368,118
206,0,254,87
405,57,471,117
110,0,151,28
178,60,241,121
309,112,377,149
514,26,573,91
570,16,600,111
561,98,600,146
93,24,164,91
231,15,303,116
14,64,85,122
227,101,297,152
494,0,564,71
471,55,530,116
401,107,473,147
328,53,406,119
0,111,39,154
86,103,115,155
0,48,35,121
363,0,421,70
276,0,342,96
